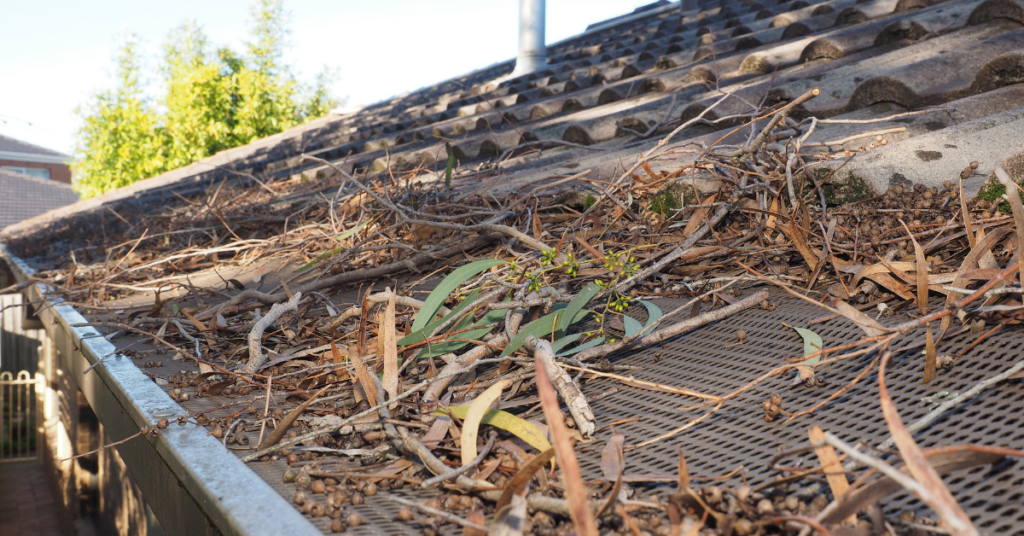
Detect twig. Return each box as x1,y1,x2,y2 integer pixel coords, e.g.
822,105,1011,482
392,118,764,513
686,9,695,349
387,496,488,532
244,291,302,374
421,432,497,487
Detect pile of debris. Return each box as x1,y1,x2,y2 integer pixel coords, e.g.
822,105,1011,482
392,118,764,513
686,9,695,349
8,87,1024,535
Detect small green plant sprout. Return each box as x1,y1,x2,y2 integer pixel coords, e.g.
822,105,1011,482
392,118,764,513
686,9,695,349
561,251,580,277
541,248,557,266
582,194,597,211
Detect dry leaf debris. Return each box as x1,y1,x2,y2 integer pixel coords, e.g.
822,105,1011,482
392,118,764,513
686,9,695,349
9,89,1024,535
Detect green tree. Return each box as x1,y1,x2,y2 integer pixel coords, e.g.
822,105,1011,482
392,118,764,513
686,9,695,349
73,36,164,199
73,0,340,198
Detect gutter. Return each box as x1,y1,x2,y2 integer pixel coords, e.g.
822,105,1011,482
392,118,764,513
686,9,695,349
0,150,70,165
0,243,320,536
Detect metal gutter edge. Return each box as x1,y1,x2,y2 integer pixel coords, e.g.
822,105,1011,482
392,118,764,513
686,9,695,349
0,244,320,536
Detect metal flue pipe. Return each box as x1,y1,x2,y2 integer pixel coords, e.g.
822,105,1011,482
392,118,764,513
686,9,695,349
511,0,547,77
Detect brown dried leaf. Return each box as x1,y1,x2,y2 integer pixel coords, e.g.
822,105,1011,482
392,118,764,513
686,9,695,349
346,342,379,408
532,207,544,242
465,508,486,536
258,385,329,450
491,493,528,536
959,177,976,250
682,193,717,238
941,228,1012,332
677,447,690,493
808,425,852,523
923,325,937,385
495,449,555,513
879,352,978,536
461,380,510,466
596,432,624,517
900,220,930,315
382,290,399,403
535,344,598,536
834,300,887,337
822,445,1022,525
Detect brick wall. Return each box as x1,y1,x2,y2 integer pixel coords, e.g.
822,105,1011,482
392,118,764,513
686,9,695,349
0,159,72,184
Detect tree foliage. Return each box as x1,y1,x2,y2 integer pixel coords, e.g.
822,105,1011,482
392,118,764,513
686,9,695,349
74,0,340,198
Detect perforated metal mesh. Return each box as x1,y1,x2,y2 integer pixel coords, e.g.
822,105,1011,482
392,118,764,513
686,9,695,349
151,289,1024,534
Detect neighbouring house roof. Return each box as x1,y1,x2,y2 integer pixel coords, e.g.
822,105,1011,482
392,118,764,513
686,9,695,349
0,134,70,165
3,0,1024,533
0,169,79,230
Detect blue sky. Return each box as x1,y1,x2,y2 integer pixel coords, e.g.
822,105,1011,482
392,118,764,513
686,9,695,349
0,1,649,155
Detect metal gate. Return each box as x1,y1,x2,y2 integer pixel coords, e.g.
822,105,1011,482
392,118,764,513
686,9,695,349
0,370,36,461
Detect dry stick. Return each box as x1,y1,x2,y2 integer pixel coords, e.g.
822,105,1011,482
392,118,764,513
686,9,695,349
420,432,497,488
401,212,550,252
527,336,596,437
533,339,600,536
60,427,155,463
171,319,214,374
243,291,302,374
240,356,510,462
820,432,957,529
256,374,273,448
573,290,769,362
799,345,1024,502
329,290,441,331
712,88,821,160
421,308,524,403
387,496,488,532
611,202,732,296
400,431,600,516
196,232,500,320
802,127,906,148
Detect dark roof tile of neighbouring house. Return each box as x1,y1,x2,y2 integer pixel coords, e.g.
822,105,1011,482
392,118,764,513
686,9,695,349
0,169,78,230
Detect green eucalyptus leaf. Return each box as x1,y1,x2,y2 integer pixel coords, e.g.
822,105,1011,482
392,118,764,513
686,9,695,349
784,323,823,382
623,315,644,338
556,337,605,357
399,289,480,347
502,308,590,357
412,259,505,332
557,283,600,337
550,333,583,353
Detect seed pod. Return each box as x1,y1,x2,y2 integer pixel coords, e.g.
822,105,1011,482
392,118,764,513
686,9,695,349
283,468,297,483
310,503,326,517
311,480,326,494
784,495,800,511
347,512,364,527
363,482,377,497
293,490,307,505
970,161,979,170
286,453,299,465
702,486,723,505
294,470,311,489
735,485,752,503
157,418,169,429
736,330,747,343
324,478,339,487
398,507,414,521
350,492,364,505
330,519,346,533
757,498,774,514
733,519,754,536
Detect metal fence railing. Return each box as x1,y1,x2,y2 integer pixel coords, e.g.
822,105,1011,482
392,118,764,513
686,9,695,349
0,370,36,461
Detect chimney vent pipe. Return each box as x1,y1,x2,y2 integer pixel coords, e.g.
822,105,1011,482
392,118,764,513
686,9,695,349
511,0,547,77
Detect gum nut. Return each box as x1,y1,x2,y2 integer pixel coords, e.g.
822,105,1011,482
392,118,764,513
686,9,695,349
363,482,378,496
785,495,799,511
293,491,307,505
757,499,774,513
330,519,346,533
398,507,414,521
311,480,326,494
347,512,364,527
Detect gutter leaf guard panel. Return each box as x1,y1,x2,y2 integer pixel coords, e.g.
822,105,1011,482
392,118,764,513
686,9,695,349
0,243,320,536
